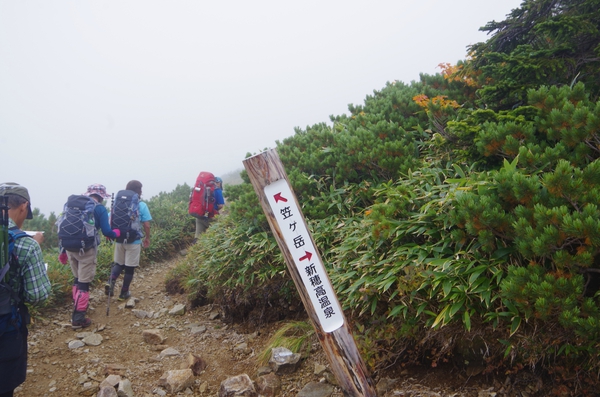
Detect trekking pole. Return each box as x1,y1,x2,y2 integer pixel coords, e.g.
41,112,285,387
106,271,111,316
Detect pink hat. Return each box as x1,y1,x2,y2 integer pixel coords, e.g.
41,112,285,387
83,183,110,199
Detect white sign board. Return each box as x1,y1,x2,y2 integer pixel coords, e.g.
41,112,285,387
264,179,344,333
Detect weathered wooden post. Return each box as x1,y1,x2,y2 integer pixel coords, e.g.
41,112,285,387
243,149,377,396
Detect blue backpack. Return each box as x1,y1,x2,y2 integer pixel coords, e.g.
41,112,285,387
57,195,98,252
1,197,30,334
110,190,142,243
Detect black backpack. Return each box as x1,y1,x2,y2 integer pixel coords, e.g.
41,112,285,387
0,197,29,334
110,190,142,243
57,195,98,251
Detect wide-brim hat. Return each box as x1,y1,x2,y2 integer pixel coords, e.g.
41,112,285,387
83,184,110,199
0,182,34,219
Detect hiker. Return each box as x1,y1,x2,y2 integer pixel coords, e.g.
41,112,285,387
0,183,51,397
190,174,225,242
57,184,120,329
106,180,152,301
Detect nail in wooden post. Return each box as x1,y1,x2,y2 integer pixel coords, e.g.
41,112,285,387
243,149,377,396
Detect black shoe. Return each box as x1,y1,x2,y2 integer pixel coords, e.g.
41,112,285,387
72,311,92,329
104,280,115,297
118,290,131,301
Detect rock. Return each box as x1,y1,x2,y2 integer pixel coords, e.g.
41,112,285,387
82,333,103,346
233,342,248,352
104,364,126,376
209,309,220,320
169,304,186,315
256,366,272,377
255,373,281,397
117,378,134,397
296,381,335,397
99,374,121,389
68,340,85,349
152,387,167,396
125,298,136,308
160,347,180,357
80,381,99,396
142,329,166,345
158,369,194,394
132,309,150,319
97,386,118,397
268,347,301,375
218,374,257,397
190,325,207,335
186,353,207,375
314,363,327,375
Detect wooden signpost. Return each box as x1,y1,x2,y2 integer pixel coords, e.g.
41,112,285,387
243,149,377,396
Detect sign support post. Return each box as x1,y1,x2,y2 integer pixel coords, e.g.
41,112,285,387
243,149,377,396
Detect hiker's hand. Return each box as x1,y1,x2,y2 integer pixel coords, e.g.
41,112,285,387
33,232,44,244
58,252,68,265
143,237,150,248
112,229,121,238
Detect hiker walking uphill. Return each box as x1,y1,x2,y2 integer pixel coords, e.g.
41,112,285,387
107,180,152,301
0,183,51,397
189,172,224,243
56,184,119,329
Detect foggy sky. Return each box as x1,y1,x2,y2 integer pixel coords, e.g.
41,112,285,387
0,0,522,216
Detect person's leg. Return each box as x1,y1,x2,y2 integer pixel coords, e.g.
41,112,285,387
118,243,141,300
119,266,135,300
72,281,91,328
72,278,78,302
71,248,96,329
195,217,209,240
194,217,202,239
0,325,27,397
105,263,124,296
107,243,126,296
67,251,79,302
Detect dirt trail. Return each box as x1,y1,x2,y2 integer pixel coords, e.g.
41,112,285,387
15,257,284,396
14,256,540,397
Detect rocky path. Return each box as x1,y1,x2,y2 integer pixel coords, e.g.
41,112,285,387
14,257,541,396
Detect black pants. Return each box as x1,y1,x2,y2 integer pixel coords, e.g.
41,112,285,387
0,326,28,395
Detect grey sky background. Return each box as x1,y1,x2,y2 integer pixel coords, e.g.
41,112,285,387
1,1,522,216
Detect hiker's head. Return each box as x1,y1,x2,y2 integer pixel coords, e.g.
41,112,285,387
126,180,143,196
215,177,223,187
83,184,110,202
0,182,33,223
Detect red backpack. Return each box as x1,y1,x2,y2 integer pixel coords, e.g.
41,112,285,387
189,172,218,218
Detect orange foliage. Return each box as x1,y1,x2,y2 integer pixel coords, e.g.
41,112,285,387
412,95,460,112
437,62,479,87
483,140,504,156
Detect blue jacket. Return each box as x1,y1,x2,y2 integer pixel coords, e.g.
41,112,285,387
95,204,118,239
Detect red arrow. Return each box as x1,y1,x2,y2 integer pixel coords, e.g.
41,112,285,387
274,192,288,203
299,251,312,261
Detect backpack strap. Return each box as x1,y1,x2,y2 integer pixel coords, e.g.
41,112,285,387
0,227,30,334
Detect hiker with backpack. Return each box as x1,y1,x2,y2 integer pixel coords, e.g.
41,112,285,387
56,183,120,329
189,172,225,243
0,183,51,397
106,180,152,301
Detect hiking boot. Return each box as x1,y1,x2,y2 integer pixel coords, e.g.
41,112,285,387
104,280,115,297
118,290,131,301
72,311,92,329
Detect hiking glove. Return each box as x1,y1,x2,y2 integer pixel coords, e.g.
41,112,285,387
112,229,121,238
59,251,68,265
